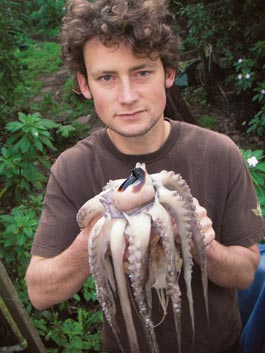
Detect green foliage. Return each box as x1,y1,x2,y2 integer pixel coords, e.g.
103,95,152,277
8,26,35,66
176,3,216,50
0,4,100,351
183,86,208,108
11,40,91,143
0,112,57,199
172,1,265,60
241,149,265,216
57,124,76,138
16,42,62,75
197,115,216,130
24,0,66,32
0,194,43,286
247,108,265,137
0,0,25,124
14,41,63,109
0,205,39,279
74,277,97,303
0,40,64,121
33,308,104,353
234,58,256,92
234,57,265,136
6,112,57,155
171,0,265,138
0,108,103,351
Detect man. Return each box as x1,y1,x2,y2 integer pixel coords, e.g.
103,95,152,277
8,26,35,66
26,0,265,352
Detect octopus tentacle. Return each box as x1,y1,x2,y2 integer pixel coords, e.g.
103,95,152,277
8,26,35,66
103,178,125,191
152,171,208,318
110,218,140,353
189,209,209,319
124,212,159,353
88,217,124,351
97,219,117,294
88,217,119,342
156,184,195,334
77,194,105,228
147,197,182,352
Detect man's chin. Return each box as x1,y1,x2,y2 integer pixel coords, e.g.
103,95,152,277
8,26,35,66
108,121,157,139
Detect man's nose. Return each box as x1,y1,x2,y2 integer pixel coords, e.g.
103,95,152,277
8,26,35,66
118,79,139,104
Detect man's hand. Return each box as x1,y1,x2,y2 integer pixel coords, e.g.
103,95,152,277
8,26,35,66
193,197,215,249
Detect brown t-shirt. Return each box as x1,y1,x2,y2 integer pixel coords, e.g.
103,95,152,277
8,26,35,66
32,120,265,353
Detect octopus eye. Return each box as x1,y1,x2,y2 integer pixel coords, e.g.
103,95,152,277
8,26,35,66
118,167,145,192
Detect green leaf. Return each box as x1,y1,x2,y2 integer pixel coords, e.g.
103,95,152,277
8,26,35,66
5,121,23,133
41,118,59,129
39,135,57,151
251,170,265,186
256,162,265,172
18,135,31,153
32,137,44,152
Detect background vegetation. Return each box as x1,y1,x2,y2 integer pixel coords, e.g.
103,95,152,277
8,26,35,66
0,0,264,351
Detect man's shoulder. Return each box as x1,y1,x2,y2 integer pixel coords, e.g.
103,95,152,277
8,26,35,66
177,120,227,138
176,121,237,151
62,127,105,156
51,127,106,171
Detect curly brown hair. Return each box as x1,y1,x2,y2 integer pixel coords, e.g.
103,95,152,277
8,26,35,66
61,0,179,76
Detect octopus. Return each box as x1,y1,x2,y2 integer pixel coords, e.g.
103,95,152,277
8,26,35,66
77,163,208,353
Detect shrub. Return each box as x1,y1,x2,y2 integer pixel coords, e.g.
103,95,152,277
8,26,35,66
241,149,265,217
0,112,57,200
0,0,25,125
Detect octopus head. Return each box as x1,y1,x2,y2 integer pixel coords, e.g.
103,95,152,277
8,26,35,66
113,163,155,213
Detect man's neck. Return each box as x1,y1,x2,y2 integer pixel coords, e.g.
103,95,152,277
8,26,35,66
107,119,171,155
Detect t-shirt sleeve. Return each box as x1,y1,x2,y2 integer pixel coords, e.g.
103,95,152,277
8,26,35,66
220,142,265,247
31,157,81,258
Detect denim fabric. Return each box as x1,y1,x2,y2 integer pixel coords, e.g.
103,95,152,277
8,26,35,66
238,244,265,353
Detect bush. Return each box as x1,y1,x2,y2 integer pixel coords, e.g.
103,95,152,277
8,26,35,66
241,149,265,216
0,112,57,200
0,110,104,352
0,0,25,125
24,0,66,34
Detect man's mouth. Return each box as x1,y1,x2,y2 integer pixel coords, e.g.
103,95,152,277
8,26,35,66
117,110,145,118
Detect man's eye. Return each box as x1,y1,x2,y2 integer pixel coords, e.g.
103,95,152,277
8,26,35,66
100,75,112,82
138,71,150,77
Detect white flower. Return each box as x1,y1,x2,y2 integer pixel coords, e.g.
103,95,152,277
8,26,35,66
245,73,251,79
238,58,243,63
261,89,265,95
238,74,242,80
247,156,259,167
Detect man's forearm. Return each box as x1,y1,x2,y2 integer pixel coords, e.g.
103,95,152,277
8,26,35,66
26,229,91,310
205,240,260,290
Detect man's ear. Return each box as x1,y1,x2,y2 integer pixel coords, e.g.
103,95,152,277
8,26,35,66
77,71,92,99
165,67,176,89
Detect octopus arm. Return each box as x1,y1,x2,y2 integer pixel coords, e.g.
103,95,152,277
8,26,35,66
98,218,117,294
147,197,182,352
124,212,159,353
89,217,123,350
190,215,209,319
157,186,195,334
153,170,208,319
103,178,126,191
77,194,105,229
110,218,140,353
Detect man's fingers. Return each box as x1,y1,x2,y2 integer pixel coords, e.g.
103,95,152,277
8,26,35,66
193,198,215,247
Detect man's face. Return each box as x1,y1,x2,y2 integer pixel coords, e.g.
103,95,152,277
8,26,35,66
78,38,175,140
